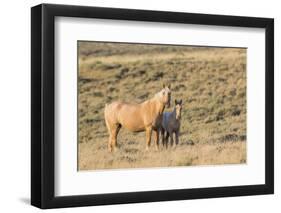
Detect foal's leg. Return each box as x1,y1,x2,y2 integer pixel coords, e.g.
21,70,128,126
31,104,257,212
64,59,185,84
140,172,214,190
145,126,152,150
161,128,165,147
175,130,179,146
153,129,159,151
165,132,169,149
169,131,174,147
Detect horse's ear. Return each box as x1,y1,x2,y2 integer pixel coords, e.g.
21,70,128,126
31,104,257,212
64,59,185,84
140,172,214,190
163,83,166,89
179,99,183,105
175,99,178,105
168,84,171,89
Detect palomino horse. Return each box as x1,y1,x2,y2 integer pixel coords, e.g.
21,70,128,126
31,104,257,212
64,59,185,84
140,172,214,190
104,84,171,152
161,99,183,148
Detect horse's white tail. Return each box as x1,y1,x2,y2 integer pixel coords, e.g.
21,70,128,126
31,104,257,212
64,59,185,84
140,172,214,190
104,103,110,129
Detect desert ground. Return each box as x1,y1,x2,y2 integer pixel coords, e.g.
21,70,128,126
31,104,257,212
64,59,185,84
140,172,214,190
78,42,246,170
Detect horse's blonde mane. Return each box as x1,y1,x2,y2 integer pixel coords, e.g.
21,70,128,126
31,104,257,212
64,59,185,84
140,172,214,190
154,90,163,99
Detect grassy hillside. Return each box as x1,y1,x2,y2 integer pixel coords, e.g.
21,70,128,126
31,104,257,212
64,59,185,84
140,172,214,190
78,42,246,170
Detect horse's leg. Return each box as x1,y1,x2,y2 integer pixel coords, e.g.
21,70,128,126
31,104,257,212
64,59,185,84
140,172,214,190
153,129,159,151
112,124,121,151
145,126,152,150
107,132,112,152
105,119,113,152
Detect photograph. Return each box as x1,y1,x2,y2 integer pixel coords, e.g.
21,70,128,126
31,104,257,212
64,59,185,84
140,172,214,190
78,41,247,170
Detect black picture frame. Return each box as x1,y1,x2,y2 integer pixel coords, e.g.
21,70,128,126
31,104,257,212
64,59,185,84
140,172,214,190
31,3,274,209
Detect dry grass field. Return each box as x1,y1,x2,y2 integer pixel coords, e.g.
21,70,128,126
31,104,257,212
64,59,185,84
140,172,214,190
78,42,247,170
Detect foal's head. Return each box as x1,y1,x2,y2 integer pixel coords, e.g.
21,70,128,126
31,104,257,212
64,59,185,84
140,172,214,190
158,84,171,107
174,99,183,120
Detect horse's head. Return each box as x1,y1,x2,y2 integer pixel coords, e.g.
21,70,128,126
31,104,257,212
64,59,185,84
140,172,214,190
174,99,183,120
158,84,171,107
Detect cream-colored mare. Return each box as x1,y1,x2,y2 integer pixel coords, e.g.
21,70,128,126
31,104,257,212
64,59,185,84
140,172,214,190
104,85,171,152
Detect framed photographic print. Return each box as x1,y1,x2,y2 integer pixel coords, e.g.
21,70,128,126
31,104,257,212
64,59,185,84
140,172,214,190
31,3,274,209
